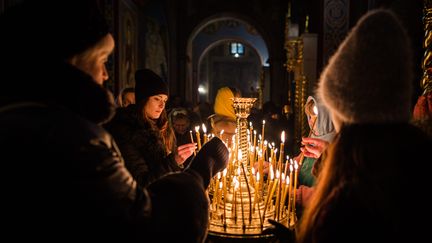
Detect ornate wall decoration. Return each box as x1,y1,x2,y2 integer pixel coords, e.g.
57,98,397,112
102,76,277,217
422,0,432,94
323,0,349,64
144,17,168,79
119,0,139,92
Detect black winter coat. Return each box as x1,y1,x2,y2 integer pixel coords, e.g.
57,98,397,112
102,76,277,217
105,105,182,187
0,63,153,241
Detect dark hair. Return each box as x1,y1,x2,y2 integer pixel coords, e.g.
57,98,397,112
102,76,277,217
297,123,430,243
228,86,241,97
121,87,135,100
137,98,176,154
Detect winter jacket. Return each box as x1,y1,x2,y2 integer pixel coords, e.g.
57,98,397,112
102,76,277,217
0,63,150,240
105,105,182,187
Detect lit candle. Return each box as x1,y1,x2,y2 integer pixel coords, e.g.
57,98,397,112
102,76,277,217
287,163,294,218
189,130,196,156
270,143,275,169
291,161,299,214
233,177,239,222
202,124,207,144
279,131,285,167
249,122,253,144
284,156,290,176
195,126,201,150
212,174,219,212
255,172,263,228
258,150,264,192
275,170,282,220
280,175,290,219
253,130,257,162
263,170,279,222
222,168,227,225
254,171,260,208
218,181,223,213
261,120,266,150
249,146,255,172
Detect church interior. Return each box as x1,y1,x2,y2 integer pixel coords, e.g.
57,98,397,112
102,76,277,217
1,0,431,242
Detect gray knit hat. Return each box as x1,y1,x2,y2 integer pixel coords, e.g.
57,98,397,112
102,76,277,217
318,9,413,125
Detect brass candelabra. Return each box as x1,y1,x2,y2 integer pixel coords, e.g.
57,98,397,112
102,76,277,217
207,98,298,240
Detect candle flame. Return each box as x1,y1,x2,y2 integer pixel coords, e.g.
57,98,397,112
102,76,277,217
262,120,266,125
254,130,256,135
238,150,242,160
251,167,255,175
286,175,290,185
195,126,200,132
313,105,318,115
269,164,274,180
202,124,207,133
234,178,240,190
256,172,260,181
290,164,293,172
217,172,221,180
294,161,299,170
281,131,285,143
219,181,223,189
223,168,228,176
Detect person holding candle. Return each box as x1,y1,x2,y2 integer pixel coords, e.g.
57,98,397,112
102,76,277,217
0,1,230,242
169,107,196,147
208,86,241,146
296,9,432,243
105,69,196,187
292,95,336,209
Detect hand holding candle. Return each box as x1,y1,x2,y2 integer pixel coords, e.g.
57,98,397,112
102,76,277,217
189,130,196,156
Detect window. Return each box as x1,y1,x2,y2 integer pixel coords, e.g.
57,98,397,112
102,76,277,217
229,42,244,58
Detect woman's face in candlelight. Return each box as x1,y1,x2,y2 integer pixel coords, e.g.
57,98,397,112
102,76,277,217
144,94,168,119
68,34,115,85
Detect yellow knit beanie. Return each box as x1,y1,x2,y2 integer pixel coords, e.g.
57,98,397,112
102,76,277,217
214,87,236,120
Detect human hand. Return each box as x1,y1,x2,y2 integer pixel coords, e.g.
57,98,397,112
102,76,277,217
186,137,229,188
262,219,295,241
253,161,270,175
300,137,329,159
175,143,196,165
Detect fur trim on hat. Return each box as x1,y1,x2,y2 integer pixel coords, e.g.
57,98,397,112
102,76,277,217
318,9,413,125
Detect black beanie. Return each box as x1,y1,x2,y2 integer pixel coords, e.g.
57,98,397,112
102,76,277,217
2,0,110,61
51,0,110,59
135,69,169,104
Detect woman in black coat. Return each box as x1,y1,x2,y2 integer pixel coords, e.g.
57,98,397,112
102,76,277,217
105,69,196,187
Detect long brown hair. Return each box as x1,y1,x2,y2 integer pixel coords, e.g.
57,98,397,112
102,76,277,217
296,123,423,243
137,98,176,154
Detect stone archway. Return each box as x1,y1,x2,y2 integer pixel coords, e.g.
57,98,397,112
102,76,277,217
186,14,270,105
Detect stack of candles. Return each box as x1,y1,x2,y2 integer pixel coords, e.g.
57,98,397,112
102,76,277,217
207,120,300,236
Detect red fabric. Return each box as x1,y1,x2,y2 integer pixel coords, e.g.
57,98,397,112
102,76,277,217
413,91,432,120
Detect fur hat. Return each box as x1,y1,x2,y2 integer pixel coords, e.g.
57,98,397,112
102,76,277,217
318,9,413,125
134,69,169,104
